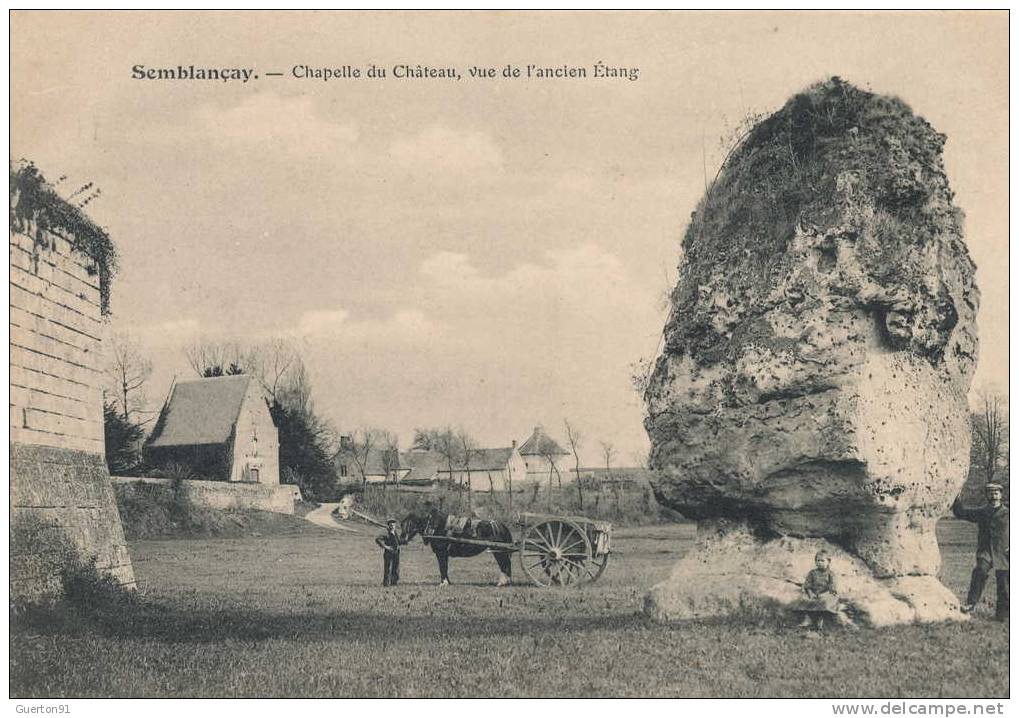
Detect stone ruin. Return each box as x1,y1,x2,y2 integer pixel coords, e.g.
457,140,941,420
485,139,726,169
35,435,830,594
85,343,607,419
643,79,979,626
10,163,135,600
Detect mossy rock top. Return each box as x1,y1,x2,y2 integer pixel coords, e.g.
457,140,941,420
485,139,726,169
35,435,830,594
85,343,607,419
666,77,976,373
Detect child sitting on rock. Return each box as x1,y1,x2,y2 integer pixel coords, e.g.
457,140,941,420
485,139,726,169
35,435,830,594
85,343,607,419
793,549,841,631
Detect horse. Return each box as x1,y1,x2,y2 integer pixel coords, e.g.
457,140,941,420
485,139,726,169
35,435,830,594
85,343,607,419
400,505,515,586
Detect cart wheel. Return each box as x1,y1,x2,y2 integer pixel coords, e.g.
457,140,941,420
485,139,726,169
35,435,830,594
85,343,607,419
519,519,591,587
585,551,610,582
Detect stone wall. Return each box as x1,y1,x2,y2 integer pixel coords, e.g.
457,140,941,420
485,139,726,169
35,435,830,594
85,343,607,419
112,477,300,514
10,225,135,600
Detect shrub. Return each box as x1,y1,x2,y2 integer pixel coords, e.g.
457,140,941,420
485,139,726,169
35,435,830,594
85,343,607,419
113,480,232,539
60,554,137,615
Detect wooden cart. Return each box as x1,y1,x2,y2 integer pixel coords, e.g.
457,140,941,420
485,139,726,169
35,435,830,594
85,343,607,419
424,512,612,588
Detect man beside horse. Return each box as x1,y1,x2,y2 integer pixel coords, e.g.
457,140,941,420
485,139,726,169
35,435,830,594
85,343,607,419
400,503,515,587
376,518,405,587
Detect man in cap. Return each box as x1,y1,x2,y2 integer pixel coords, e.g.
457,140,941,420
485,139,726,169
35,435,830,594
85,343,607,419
952,482,1009,620
376,518,404,587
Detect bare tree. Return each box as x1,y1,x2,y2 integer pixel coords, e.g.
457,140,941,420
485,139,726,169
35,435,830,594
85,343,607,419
505,452,517,514
276,357,312,414
600,442,616,479
250,337,300,406
564,419,585,510
183,337,250,378
527,481,541,509
183,336,307,411
540,446,562,511
458,428,479,512
426,427,464,505
379,431,400,489
973,391,1009,485
601,441,618,515
104,331,153,423
412,427,443,451
345,427,379,491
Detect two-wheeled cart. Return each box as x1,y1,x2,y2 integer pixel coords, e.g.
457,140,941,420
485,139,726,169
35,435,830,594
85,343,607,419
423,512,612,587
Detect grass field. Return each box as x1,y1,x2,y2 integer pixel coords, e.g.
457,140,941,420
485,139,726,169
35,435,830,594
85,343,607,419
9,517,1008,698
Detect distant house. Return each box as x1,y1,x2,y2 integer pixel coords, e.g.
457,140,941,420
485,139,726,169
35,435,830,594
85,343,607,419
334,436,403,484
145,374,280,484
518,425,570,482
332,426,569,492
439,443,527,492
399,450,442,486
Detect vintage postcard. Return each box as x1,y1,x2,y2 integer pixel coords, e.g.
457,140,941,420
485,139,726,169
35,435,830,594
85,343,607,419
8,10,1009,704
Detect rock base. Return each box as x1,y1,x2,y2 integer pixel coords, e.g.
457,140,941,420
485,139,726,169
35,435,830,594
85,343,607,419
642,522,965,627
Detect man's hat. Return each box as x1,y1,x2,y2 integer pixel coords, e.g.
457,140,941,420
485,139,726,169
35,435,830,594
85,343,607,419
386,517,398,524
985,483,1004,492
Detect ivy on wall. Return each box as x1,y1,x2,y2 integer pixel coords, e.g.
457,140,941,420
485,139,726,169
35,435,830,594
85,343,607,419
9,160,118,314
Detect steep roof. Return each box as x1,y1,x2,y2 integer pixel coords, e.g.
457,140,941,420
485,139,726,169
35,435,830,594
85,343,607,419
337,445,520,479
147,375,253,448
336,446,399,476
460,447,515,472
518,426,568,457
399,450,443,483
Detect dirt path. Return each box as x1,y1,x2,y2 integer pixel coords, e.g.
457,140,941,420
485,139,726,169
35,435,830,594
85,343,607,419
304,503,363,533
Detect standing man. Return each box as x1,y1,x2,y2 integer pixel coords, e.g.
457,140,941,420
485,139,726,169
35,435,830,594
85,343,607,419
952,482,1009,620
376,518,403,587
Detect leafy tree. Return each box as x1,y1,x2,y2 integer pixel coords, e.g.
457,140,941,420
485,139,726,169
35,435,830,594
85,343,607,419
270,400,335,500
201,363,244,377
103,400,144,474
183,336,338,499
184,338,250,379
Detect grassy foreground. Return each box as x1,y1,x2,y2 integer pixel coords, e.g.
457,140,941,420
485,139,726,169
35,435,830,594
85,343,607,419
10,519,1008,698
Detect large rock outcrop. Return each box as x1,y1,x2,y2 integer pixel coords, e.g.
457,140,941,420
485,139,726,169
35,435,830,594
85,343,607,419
643,78,979,626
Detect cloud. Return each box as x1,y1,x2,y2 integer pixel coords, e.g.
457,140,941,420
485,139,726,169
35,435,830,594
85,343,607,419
123,247,660,464
295,307,440,344
420,251,480,282
142,94,359,157
389,126,503,174
417,244,649,337
125,318,202,347
209,94,357,149
296,309,350,335
375,244,662,455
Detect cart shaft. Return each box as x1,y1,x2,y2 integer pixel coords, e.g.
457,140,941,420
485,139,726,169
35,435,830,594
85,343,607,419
422,534,519,551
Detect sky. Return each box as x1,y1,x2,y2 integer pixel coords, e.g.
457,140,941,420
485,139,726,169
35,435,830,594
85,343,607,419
10,11,1008,465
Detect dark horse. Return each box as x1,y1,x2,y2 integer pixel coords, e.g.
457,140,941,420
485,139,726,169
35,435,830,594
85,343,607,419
401,505,515,586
